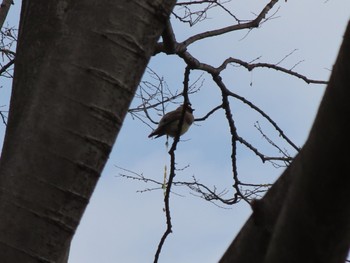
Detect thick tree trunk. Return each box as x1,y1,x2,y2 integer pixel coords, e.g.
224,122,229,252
219,158,295,263
0,1,175,262
220,20,350,263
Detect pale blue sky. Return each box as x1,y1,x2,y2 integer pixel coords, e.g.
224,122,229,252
1,1,349,263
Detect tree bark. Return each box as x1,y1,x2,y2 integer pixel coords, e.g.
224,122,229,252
0,0,175,262
220,20,350,263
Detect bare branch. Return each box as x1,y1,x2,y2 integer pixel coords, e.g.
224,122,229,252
275,49,298,66
237,135,293,165
0,57,13,75
0,0,13,30
254,121,292,160
218,57,328,84
154,66,192,263
181,0,279,47
194,104,222,121
0,109,7,125
176,0,240,23
212,73,250,205
224,89,300,152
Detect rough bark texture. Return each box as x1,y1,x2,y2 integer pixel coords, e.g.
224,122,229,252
0,0,175,262
220,20,350,263
219,159,295,263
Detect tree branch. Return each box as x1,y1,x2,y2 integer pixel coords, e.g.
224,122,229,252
220,20,350,263
0,58,14,76
0,0,13,30
218,57,328,85
181,0,279,47
154,66,192,263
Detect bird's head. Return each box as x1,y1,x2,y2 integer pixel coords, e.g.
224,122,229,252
177,103,194,113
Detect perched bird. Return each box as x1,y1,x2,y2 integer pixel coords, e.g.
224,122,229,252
148,104,194,138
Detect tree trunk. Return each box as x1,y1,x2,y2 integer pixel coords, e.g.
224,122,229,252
0,1,175,262
220,20,350,263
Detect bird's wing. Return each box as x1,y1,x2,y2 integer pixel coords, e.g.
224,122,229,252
158,110,182,128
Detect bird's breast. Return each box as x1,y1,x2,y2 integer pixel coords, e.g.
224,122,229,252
165,120,191,137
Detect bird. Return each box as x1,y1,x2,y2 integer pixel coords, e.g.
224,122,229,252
148,104,194,138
